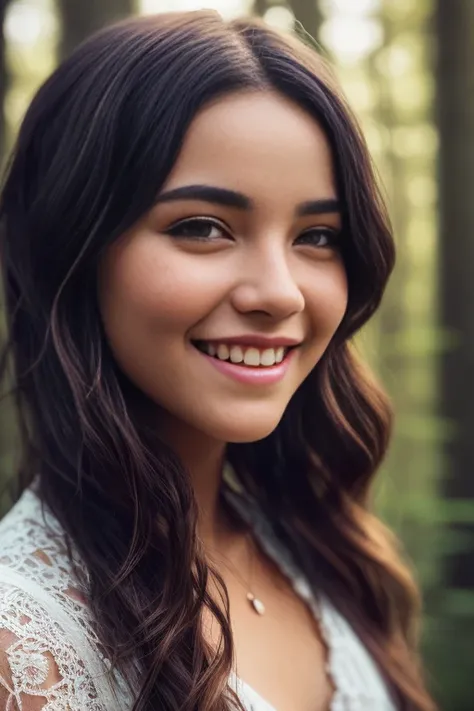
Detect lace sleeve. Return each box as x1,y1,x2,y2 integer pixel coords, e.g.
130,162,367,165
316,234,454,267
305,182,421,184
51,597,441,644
0,583,104,711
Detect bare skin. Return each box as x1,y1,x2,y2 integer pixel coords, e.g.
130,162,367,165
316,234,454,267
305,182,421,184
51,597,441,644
203,523,335,711
99,90,348,711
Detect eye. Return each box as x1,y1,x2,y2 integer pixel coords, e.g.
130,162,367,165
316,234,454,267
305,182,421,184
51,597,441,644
295,227,341,249
165,217,231,241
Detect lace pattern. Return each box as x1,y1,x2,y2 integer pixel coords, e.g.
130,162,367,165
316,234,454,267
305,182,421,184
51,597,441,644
0,488,132,710
0,482,396,710
0,583,102,710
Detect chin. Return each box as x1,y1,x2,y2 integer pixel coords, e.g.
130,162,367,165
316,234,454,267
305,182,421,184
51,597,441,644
203,413,284,444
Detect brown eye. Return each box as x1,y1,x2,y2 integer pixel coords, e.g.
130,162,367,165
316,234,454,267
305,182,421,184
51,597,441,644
166,218,230,241
295,227,341,249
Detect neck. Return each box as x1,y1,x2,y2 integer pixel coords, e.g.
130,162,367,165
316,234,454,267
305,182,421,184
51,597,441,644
158,416,231,548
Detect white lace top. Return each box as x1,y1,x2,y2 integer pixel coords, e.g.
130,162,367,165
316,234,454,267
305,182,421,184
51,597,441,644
0,478,397,711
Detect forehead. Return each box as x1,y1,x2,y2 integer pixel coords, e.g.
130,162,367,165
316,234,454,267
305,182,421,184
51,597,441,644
162,91,337,203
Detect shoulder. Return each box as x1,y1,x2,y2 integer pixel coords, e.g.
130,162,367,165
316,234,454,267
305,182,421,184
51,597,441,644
0,487,127,710
0,484,73,579
317,596,398,708
0,485,89,621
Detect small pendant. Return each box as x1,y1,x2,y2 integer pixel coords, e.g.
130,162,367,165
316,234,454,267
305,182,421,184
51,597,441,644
247,592,265,615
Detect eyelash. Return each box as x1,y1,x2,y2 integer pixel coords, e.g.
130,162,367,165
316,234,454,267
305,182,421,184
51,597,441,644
165,217,341,248
166,217,230,241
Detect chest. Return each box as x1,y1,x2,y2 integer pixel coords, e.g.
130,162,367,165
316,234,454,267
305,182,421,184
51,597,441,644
204,544,334,711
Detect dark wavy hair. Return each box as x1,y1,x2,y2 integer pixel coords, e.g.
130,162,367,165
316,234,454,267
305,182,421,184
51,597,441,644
0,10,436,711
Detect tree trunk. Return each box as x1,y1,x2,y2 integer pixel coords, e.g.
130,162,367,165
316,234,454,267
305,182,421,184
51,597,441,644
436,0,474,589
434,12,474,702
0,0,10,166
57,0,135,61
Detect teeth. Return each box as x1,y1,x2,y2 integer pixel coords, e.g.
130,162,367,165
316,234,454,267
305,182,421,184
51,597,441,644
243,347,260,366
230,345,244,363
198,341,291,367
260,348,276,366
217,344,230,360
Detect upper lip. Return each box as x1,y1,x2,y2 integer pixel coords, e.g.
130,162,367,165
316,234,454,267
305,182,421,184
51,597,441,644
193,335,303,348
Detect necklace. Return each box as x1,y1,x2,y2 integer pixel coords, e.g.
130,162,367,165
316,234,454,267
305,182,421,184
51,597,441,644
219,531,266,616
214,461,265,615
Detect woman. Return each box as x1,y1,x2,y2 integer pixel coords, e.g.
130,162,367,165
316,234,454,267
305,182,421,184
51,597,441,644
0,10,435,711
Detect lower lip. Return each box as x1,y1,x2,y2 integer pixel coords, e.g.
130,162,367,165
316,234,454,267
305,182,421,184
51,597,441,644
196,348,296,385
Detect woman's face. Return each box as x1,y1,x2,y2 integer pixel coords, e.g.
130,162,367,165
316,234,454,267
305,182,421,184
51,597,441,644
99,91,348,444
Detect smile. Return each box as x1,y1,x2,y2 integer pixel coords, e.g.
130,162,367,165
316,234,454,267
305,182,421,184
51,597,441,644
192,339,299,386
193,341,292,368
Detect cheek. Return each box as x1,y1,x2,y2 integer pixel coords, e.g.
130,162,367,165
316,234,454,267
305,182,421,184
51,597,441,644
99,236,224,343
305,262,348,338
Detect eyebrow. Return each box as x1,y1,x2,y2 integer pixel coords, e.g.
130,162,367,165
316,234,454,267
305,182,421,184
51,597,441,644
154,184,341,217
296,198,341,217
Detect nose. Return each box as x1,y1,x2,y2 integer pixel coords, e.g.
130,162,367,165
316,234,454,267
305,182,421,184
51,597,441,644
230,247,305,321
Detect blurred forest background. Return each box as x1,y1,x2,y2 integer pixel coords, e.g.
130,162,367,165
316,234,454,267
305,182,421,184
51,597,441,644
0,0,471,708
